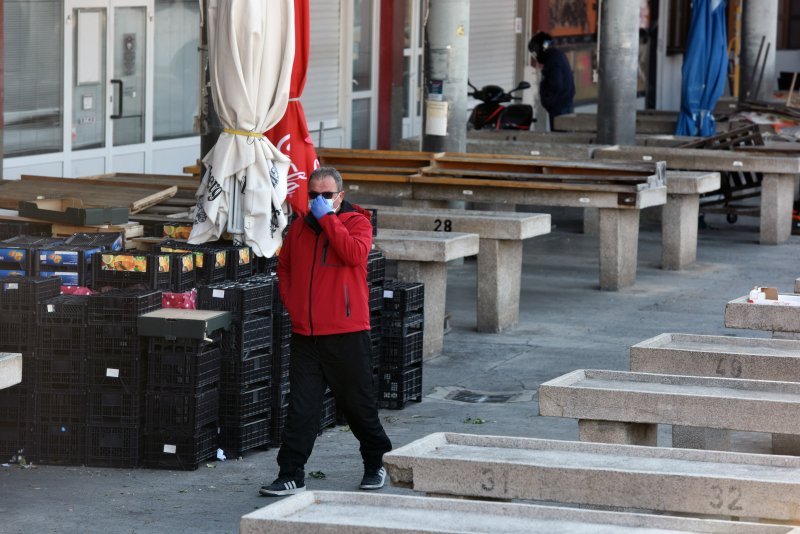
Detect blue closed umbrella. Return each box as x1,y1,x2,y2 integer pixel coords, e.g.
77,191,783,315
675,0,728,136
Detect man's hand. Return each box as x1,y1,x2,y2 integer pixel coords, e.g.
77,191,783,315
310,195,334,220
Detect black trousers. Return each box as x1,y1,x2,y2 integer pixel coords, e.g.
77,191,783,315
276,331,392,476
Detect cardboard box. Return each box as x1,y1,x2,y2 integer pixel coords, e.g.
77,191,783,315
137,308,231,340
19,198,129,226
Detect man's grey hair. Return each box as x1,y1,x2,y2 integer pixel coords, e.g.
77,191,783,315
309,167,343,191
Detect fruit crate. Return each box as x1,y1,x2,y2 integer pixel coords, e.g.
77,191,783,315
38,294,89,325
32,421,85,465
220,348,271,387
379,365,422,410
197,281,272,317
87,387,142,424
34,388,87,423
225,246,253,280
381,311,424,337
0,276,61,313
219,382,271,421
91,253,172,290
0,221,50,240
142,423,217,470
0,246,32,274
87,289,162,326
0,313,35,352
319,394,336,431
368,283,383,311
34,246,102,287
86,423,140,468
64,232,124,251
223,315,272,355
218,414,270,456
154,222,193,240
88,324,143,356
147,338,221,390
381,330,423,368
367,250,385,283
382,281,424,312
165,252,196,293
144,386,219,430
1,235,65,247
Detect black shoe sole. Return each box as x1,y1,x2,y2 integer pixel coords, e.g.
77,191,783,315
259,486,306,496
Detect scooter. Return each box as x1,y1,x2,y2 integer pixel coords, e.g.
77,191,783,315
467,80,534,130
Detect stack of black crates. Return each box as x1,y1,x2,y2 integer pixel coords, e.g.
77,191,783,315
379,281,424,409
0,277,61,462
367,250,386,400
197,276,273,457
86,289,161,467
265,257,292,447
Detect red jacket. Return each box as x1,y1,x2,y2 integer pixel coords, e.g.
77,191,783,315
277,201,372,336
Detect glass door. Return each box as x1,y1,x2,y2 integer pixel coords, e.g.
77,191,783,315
349,0,379,148
65,0,150,174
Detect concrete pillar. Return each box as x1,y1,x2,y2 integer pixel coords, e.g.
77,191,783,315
476,238,522,333
672,426,731,451
661,193,700,270
598,208,640,290
759,173,794,245
421,0,469,153
740,0,778,101
578,419,657,446
583,207,600,236
396,260,448,358
596,0,640,145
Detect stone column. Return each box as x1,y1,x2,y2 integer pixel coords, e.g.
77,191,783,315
760,173,794,245
476,238,522,333
579,419,657,446
672,426,731,451
740,0,778,101
596,0,640,145
661,193,700,269
397,260,448,358
421,0,470,153
598,208,640,290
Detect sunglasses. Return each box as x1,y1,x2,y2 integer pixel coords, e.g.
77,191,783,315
308,191,341,200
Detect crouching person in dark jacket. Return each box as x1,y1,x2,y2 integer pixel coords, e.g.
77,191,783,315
260,166,392,496
529,31,576,131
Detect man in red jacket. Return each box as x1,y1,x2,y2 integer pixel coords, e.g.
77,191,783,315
260,167,392,496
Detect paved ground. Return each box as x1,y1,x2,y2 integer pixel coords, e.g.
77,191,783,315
1,207,797,533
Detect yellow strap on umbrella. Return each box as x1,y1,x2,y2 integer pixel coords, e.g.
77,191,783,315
223,128,265,138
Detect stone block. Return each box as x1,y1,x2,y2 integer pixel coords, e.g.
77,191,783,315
0,352,22,390
725,295,800,334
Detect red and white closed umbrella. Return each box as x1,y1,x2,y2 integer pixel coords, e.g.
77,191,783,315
190,0,295,257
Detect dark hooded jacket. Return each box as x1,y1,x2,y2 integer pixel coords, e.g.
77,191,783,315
539,47,575,117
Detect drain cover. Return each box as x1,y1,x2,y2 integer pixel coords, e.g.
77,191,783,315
446,390,515,403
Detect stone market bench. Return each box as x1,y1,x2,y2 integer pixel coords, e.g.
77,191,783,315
383,432,800,524
725,294,800,338
631,333,800,449
373,229,479,358
0,352,21,390
593,144,800,245
240,489,796,534
538,369,800,455
365,205,551,332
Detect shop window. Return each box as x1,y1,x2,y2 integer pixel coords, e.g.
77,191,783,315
778,0,800,49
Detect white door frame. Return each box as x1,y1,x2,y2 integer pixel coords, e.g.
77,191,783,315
402,0,424,139
342,0,380,149
63,0,154,175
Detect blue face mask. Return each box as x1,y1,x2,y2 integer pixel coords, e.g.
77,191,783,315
309,196,335,212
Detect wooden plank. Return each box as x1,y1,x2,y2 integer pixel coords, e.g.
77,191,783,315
410,174,640,194
434,153,659,175
334,172,413,183
0,178,176,213
419,166,651,185
51,222,144,238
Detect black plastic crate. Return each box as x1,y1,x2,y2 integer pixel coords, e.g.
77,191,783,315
0,221,50,240
0,421,28,460
87,387,142,424
382,281,424,312
88,289,162,326
142,423,217,470
0,313,35,352
147,338,221,390
223,315,272,355
65,232,124,251
154,222,193,240
0,276,61,313
86,423,140,467
381,311,424,337
88,324,143,355
255,255,279,275
381,330,423,367
91,253,172,290
219,382,271,421
144,386,218,430
269,401,289,447
197,281,272,317
218,414,270,456
0,246,33,274
1,235,64,247
38,295,89,325
226,246,253,280
34,388,87,423
368,283,383,311
367,208,378,237
158,241,229,285
87,352,144,390
32,421,85,465
36,324,87,359
221,348,271,387
164,252,196,293
0,385,32,425
319,394,336,431
36,356,85,388
34,246,102,287
367,250,385,284
379,365,422,410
